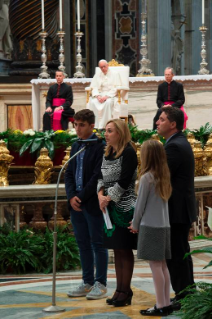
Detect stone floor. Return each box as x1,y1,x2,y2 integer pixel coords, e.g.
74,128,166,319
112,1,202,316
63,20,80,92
0,247,211,319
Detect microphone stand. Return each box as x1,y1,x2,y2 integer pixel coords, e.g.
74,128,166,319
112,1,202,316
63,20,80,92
43,145,86,313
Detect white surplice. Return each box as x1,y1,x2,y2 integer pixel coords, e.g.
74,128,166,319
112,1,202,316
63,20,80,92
88,69,121,129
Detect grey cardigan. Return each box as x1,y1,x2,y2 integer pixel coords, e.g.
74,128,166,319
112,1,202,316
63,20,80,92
132,172,170,231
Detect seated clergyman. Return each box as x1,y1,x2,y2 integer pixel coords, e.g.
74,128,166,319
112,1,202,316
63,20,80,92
43,70,75,131
87,60,121,129
153,67,188,130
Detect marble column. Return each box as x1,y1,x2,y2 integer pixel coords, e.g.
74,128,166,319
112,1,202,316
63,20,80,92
64,0,72,77
209,0,212,71
147,0,172,75
184,0,193,75
171,0,185,75
90,0,97,74
104,0,113,63
190,0,203,74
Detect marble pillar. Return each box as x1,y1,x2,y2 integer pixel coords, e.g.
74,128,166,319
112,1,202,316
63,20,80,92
48,202,67,230
104,0,113,63
147,0,172,75
209,0,212,70
64,0,72,77
184,0,193,75
29,203,47,231
90,0,97,74
190,0,203,75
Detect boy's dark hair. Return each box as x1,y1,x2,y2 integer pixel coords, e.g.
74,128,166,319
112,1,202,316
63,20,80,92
161,107,184,131
74,109,95,124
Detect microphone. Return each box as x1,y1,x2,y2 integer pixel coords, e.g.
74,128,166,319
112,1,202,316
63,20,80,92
77,138,102,144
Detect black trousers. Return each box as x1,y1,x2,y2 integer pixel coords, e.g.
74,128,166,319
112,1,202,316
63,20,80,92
43,107,75,131
166,223,195,298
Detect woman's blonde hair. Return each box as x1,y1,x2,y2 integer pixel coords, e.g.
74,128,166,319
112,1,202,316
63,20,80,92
139,140,172,201
105,119,132,158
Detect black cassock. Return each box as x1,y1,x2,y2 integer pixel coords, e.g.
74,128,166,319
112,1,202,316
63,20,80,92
43,82,75,131
153,80,185,130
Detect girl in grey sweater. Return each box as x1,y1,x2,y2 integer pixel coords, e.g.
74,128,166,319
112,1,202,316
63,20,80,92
129,140,173,317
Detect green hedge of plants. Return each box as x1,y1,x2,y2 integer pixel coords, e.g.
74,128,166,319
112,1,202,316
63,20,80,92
176,236,212,318
0,122,211,160
0,224,80,274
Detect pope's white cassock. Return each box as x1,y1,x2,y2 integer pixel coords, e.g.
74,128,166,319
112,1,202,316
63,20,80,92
88,69,121,129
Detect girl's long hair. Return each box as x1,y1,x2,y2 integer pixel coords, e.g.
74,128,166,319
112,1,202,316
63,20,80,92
105,119,132,158
139,140,172,201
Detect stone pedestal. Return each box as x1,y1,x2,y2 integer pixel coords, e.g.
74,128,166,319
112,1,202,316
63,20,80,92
48,203,67,230
29,203,47,231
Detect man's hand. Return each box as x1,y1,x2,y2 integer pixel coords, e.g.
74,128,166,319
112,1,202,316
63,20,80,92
70,196,82,211
163,104,172,108
55,106,63,111
46,107,52,112
97,96,108,103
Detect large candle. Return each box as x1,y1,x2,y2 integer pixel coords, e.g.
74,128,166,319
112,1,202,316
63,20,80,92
41,0,45,30
59,0,62,30
77,0,80,31
202,0,205,24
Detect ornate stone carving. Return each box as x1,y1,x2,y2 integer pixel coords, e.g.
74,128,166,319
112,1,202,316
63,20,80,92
0,0,12,59
48,203,67,230
137,12,154,77
34,147,53,184
198,26,209,75
29,203,47,231
193,140,207,176
0,140,14,186
62,146,72,166
187,132,196,148
19,205,27,229
204,134,212,176
151,134,162,144
108,59,124,67
171,1,185,74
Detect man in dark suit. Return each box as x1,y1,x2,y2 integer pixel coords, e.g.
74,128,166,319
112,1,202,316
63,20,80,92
156,107,196,302
43,70,75,131
65,109,108,300
153,67,186,130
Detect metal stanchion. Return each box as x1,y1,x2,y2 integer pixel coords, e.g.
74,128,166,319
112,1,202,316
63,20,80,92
43,145,87,313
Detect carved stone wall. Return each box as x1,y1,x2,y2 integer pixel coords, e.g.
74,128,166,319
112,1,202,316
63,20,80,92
113,0,139,76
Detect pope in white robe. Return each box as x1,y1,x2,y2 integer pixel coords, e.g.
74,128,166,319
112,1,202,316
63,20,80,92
88,60,121,129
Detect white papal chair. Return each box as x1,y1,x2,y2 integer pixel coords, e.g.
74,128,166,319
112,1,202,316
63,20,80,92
85,60,130,123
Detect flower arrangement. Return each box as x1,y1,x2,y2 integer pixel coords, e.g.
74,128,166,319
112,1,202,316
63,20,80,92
23,129,36,136
0,129,78,159
0,123,211,160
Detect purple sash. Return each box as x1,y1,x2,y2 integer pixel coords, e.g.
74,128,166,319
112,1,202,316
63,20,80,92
52,98,66,130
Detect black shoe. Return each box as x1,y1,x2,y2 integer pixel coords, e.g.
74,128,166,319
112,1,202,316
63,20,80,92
170,297,181,311
154,304,174,315
106,290,120,305
112,289,133,307
140,305,170,317
170,300,181,311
